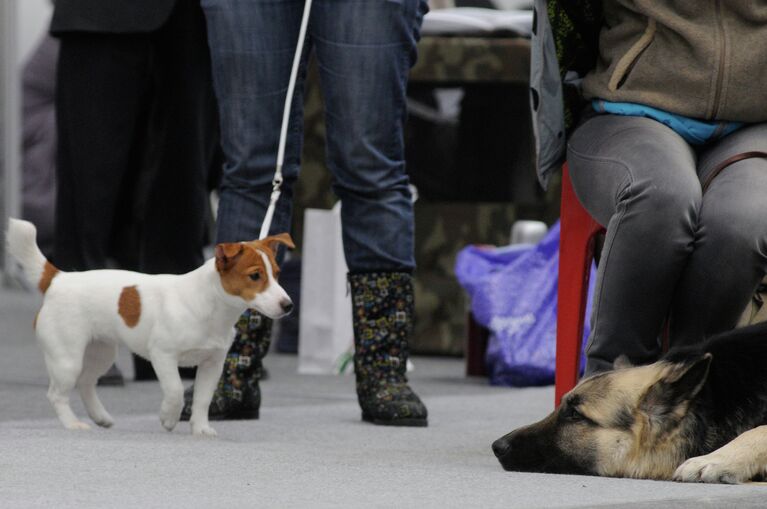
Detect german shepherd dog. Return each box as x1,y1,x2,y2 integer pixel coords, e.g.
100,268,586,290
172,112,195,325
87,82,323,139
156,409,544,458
492,321,767,483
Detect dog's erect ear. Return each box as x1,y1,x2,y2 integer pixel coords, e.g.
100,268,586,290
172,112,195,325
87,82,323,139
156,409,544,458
639,353,712,423
215,243,244,272
260,233,295,254
613,354,633,370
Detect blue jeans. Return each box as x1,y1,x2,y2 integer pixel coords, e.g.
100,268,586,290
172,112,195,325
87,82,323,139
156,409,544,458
202,0,428,273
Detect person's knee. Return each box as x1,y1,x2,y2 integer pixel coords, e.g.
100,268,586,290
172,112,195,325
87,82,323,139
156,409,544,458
700,200,767,264
700,158,767,261
329,146,410,199
334,178,412,208
626,177,701,240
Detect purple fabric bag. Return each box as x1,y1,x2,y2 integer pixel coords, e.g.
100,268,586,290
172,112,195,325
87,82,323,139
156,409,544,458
455,221,595,386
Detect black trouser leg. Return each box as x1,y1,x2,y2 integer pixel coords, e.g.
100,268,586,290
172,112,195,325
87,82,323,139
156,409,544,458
54,32,151,271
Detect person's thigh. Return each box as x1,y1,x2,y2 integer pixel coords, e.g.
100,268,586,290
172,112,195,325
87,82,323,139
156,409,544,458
54,33,150,271
202,0,308,244
567,115,700,226
671,123,767,344
312,0,428,272
567,114,701,374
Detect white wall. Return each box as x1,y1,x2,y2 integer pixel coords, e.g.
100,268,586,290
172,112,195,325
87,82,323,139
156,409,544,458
1,0,49,282
1,0,20,282
18,0,53,65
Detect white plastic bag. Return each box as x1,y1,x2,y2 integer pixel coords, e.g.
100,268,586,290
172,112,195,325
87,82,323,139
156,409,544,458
298,203,354,374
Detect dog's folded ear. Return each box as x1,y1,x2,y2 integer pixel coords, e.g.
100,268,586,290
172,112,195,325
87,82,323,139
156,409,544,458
215,243,244,272
261,233,295,253
640,353,712,423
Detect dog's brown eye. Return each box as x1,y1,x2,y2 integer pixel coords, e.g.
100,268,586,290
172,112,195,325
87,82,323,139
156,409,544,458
249,273,261,281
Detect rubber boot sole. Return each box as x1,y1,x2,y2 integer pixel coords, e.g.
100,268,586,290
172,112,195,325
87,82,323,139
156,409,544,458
208,408,260,421
362,411,428,427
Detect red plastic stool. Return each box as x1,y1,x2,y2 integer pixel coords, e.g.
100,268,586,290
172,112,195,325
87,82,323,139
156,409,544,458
555,163,605,406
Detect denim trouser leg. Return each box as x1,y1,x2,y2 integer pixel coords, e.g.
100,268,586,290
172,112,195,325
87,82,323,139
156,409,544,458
568,115,767,375
202,0,427,273
312,0,427,272
670,124,767,344
202,0,309,244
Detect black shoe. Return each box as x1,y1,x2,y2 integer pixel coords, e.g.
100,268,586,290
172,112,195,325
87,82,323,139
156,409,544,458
133,354,196,381
97,363,125,386
133,355,156,381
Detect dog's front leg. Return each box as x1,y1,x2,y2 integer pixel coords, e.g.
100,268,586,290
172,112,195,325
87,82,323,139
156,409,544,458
189,350,227,437
150,352,185,432
674,425,767,483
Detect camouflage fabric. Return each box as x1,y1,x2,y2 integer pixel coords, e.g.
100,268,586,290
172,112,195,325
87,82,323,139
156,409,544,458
547,0,602,133
410,36,530,84
414,202,520,355
349,272,428,426
407,34,553,356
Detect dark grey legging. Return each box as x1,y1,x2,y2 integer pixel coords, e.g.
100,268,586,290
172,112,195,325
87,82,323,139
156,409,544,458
567,115,767,375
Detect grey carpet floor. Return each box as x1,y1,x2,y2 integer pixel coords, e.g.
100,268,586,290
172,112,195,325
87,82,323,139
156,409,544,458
1,288,766,509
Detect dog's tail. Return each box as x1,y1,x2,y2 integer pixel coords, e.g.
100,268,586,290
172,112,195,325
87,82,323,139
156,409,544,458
6,218,59,293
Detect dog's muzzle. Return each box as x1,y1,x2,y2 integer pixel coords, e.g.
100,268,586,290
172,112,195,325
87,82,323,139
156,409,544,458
492,436,512,460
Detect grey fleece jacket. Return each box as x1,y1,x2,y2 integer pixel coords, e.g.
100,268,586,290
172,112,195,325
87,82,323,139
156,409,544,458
582,0,767,123
531,0,767,189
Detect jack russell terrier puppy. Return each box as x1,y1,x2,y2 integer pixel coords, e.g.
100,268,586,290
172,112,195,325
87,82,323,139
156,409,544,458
5,218,294,436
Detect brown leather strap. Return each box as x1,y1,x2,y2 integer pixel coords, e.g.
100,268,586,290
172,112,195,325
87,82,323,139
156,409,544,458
702,151,767,194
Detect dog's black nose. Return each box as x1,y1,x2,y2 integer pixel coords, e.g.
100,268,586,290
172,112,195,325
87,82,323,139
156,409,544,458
492,437,511,458
281,300,294,314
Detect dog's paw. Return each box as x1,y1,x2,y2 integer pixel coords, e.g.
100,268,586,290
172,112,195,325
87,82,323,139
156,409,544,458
160,414,178,432
192,423,218,437
65,420,92,431
93,413,114,428
674,454,753,484
160,398,182,432
160,408,179,431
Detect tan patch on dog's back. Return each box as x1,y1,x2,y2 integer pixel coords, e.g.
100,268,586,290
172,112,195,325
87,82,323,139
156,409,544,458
38,261,59,293
118,286,141,328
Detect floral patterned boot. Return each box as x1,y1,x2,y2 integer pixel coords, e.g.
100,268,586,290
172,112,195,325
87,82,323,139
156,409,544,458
349,272,428,427
180,310,272,421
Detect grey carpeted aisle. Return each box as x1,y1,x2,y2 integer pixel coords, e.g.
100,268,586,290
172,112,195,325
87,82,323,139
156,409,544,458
1,288,766,509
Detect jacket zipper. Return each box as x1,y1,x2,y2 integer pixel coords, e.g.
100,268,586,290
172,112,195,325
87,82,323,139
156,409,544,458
711,0,727,119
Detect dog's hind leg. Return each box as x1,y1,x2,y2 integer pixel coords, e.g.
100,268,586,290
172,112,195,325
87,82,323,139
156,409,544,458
43,351,90,430
674,425,767,483
77,341,117,428
36,309,93,430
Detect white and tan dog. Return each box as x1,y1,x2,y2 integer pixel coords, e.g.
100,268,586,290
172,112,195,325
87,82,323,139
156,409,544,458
6,218,294,436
